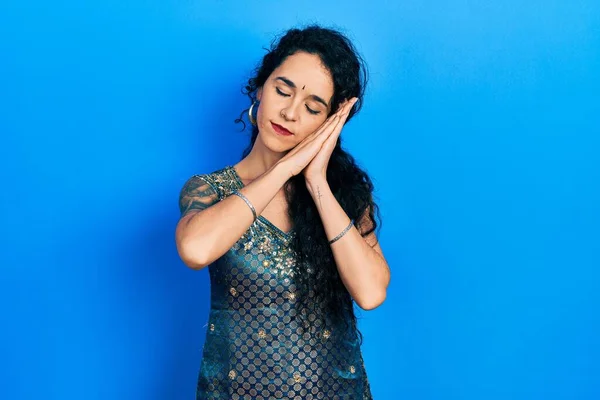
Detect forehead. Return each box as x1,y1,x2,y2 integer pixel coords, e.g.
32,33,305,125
272,52,334,98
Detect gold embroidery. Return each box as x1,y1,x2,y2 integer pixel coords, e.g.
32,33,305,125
258,236,272,253
285,291,296,300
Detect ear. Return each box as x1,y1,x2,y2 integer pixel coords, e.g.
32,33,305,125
257,87,263,101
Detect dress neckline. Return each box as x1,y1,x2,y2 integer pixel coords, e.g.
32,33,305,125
227,165,295,239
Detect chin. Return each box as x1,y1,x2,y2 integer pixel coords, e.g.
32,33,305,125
258,129,293,153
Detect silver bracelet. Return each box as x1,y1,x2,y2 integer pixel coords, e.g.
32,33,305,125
231,190,257,221
328,219,354,245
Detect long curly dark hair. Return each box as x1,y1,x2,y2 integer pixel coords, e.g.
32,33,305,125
234,24,382,346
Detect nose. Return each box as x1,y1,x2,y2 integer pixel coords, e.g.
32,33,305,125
281,109,295,121
281,101,300,121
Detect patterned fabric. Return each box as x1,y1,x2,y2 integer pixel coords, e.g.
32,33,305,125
179,165,373,399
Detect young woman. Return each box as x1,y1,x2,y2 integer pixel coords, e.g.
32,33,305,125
176,24,390,399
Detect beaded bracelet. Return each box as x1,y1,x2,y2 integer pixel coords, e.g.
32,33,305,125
231,190,257,222
328,219,354,245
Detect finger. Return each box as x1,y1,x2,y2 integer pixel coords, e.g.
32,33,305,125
318,116,345,155
342,97,357,113
328,99,357,137
325,118,343,145
306,114,341,141
338,98,357,120
335,107,352,126
334,98,357,118
331,112,347,138
286,98,356,159
295,97,356,148
313,99,355,144
311,116,343,150
287,114,341,156
319,113,345,144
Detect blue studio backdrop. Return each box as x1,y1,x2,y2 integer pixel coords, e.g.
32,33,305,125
1,1,599,399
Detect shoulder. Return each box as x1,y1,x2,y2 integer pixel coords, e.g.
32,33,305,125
178,165,238,218
183,165,239,200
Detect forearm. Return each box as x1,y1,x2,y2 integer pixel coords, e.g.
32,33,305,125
177,162,290,268
306,178,389,310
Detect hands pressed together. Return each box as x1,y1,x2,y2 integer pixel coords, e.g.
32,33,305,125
277,97,359,185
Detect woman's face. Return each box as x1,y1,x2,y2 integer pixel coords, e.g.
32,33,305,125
255,51,335,153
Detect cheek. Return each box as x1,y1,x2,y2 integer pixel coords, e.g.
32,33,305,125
256,103,268,130
298,119,327,138
256,94,278,124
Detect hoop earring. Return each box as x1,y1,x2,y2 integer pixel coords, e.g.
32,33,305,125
248,101,258,125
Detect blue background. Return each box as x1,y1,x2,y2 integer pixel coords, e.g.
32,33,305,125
2,1,599,399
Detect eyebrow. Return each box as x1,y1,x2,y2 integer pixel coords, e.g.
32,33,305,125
275,76,329,108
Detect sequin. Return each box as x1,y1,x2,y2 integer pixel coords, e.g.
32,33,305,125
285,291,296,301
293,372,302,383
181,165,373,399
258,237,272,253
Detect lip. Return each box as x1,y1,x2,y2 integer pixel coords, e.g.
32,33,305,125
271,121,293,136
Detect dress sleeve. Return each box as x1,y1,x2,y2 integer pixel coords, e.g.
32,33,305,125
178,174,221,218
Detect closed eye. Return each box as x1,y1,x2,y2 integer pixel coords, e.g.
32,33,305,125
275,87,321,115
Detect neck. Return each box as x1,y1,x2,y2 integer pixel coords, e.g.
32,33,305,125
237,135,289,180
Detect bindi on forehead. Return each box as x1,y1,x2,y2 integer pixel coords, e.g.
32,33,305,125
274,76,330,108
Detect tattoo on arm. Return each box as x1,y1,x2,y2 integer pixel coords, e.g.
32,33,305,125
179,176,219,217
316,185,323,209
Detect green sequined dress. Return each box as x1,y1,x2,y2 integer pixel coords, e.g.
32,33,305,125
179,165,373,399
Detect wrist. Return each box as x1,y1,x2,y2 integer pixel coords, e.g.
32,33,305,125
270,161,294,185
305,176,329,196
305,172,327,185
